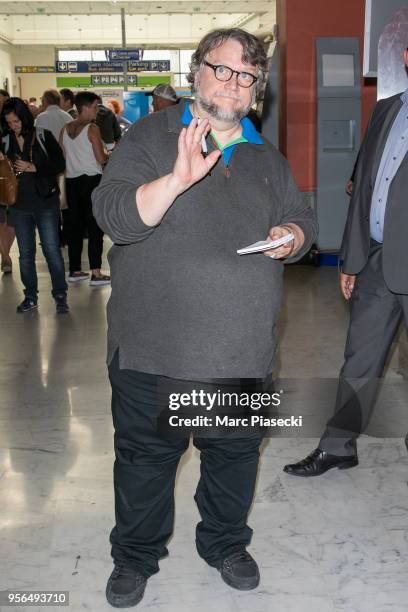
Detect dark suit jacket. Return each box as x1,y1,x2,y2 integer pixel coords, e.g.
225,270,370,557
341,93,408,293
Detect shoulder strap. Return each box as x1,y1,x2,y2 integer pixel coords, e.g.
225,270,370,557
2,134,10,154
35,128,48,157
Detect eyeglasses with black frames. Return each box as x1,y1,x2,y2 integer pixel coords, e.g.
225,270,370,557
203,61,258,88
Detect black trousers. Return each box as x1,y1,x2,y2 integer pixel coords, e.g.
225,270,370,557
108,352,263,578
320,241,408,455
65,174,103,274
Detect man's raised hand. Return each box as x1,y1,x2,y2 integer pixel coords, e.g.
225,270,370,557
172,118,221,192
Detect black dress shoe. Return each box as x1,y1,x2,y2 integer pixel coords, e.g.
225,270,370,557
106,565,147,608
219,550,260,591
283,448,358,477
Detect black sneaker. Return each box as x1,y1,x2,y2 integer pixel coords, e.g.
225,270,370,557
68,271,89,283
55,294,69,314
219,550,260,591
106,566,147,608
16,298,38,313
90,274,111,286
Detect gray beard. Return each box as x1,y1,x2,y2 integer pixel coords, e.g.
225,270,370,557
195,90,251,123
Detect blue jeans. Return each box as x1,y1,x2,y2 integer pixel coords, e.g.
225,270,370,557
9,206,67,301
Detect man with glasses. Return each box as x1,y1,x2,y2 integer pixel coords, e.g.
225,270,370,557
93,28,317,608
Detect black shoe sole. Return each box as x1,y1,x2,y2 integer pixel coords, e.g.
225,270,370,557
105,585,146,608
220,570,260,591
16,305,38,313
283,457,358,477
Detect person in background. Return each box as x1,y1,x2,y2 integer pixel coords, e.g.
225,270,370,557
106,99,132,133
0,199,15,274
0,89,9,113
345,151,360,196
60,91,110,286
59,88,78,119
0,88,15,274
36,89,72,142
95,95,121,151
151,83,178,112
284,47,408,477
0,97,68,313
246,107,262,132
35,90,72,249
58,89,78,246
28,97,39,118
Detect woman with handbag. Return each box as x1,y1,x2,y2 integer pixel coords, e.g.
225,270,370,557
0,88,15,275
0,97,69,313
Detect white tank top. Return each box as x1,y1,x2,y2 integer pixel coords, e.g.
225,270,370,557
63,124,103,178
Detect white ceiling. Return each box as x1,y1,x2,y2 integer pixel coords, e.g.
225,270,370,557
0,0,276,46
0,1,274,15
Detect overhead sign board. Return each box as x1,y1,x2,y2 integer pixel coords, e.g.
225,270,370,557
56,75,171,88
91,74,138,86
56,60,170,73
15,66,55,73
107,49,141,61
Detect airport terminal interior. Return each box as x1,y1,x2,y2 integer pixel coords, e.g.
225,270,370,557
1,0,408,611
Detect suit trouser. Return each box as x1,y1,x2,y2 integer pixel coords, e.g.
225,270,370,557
319,242,408,456
108,351,263,578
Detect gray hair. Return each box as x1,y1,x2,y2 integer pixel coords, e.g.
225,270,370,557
187,28,267,95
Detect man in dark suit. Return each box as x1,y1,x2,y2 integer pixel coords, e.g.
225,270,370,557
284,48,408,477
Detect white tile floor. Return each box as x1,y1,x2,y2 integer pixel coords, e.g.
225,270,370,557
1,242,408,612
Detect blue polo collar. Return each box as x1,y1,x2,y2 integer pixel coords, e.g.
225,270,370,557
401,88,408,106
180,100,263,146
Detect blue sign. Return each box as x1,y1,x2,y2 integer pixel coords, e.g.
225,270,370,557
108,49,141,61
56,60,170,73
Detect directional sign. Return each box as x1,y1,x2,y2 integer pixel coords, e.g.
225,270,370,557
91,74,138,86
128,60,170,72
108,49,141,61
56,60,170,73
15,66,54,73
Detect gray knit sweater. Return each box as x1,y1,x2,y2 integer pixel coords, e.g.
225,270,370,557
92,102,318,379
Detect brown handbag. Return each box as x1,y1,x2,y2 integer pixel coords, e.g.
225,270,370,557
0,157,18,206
